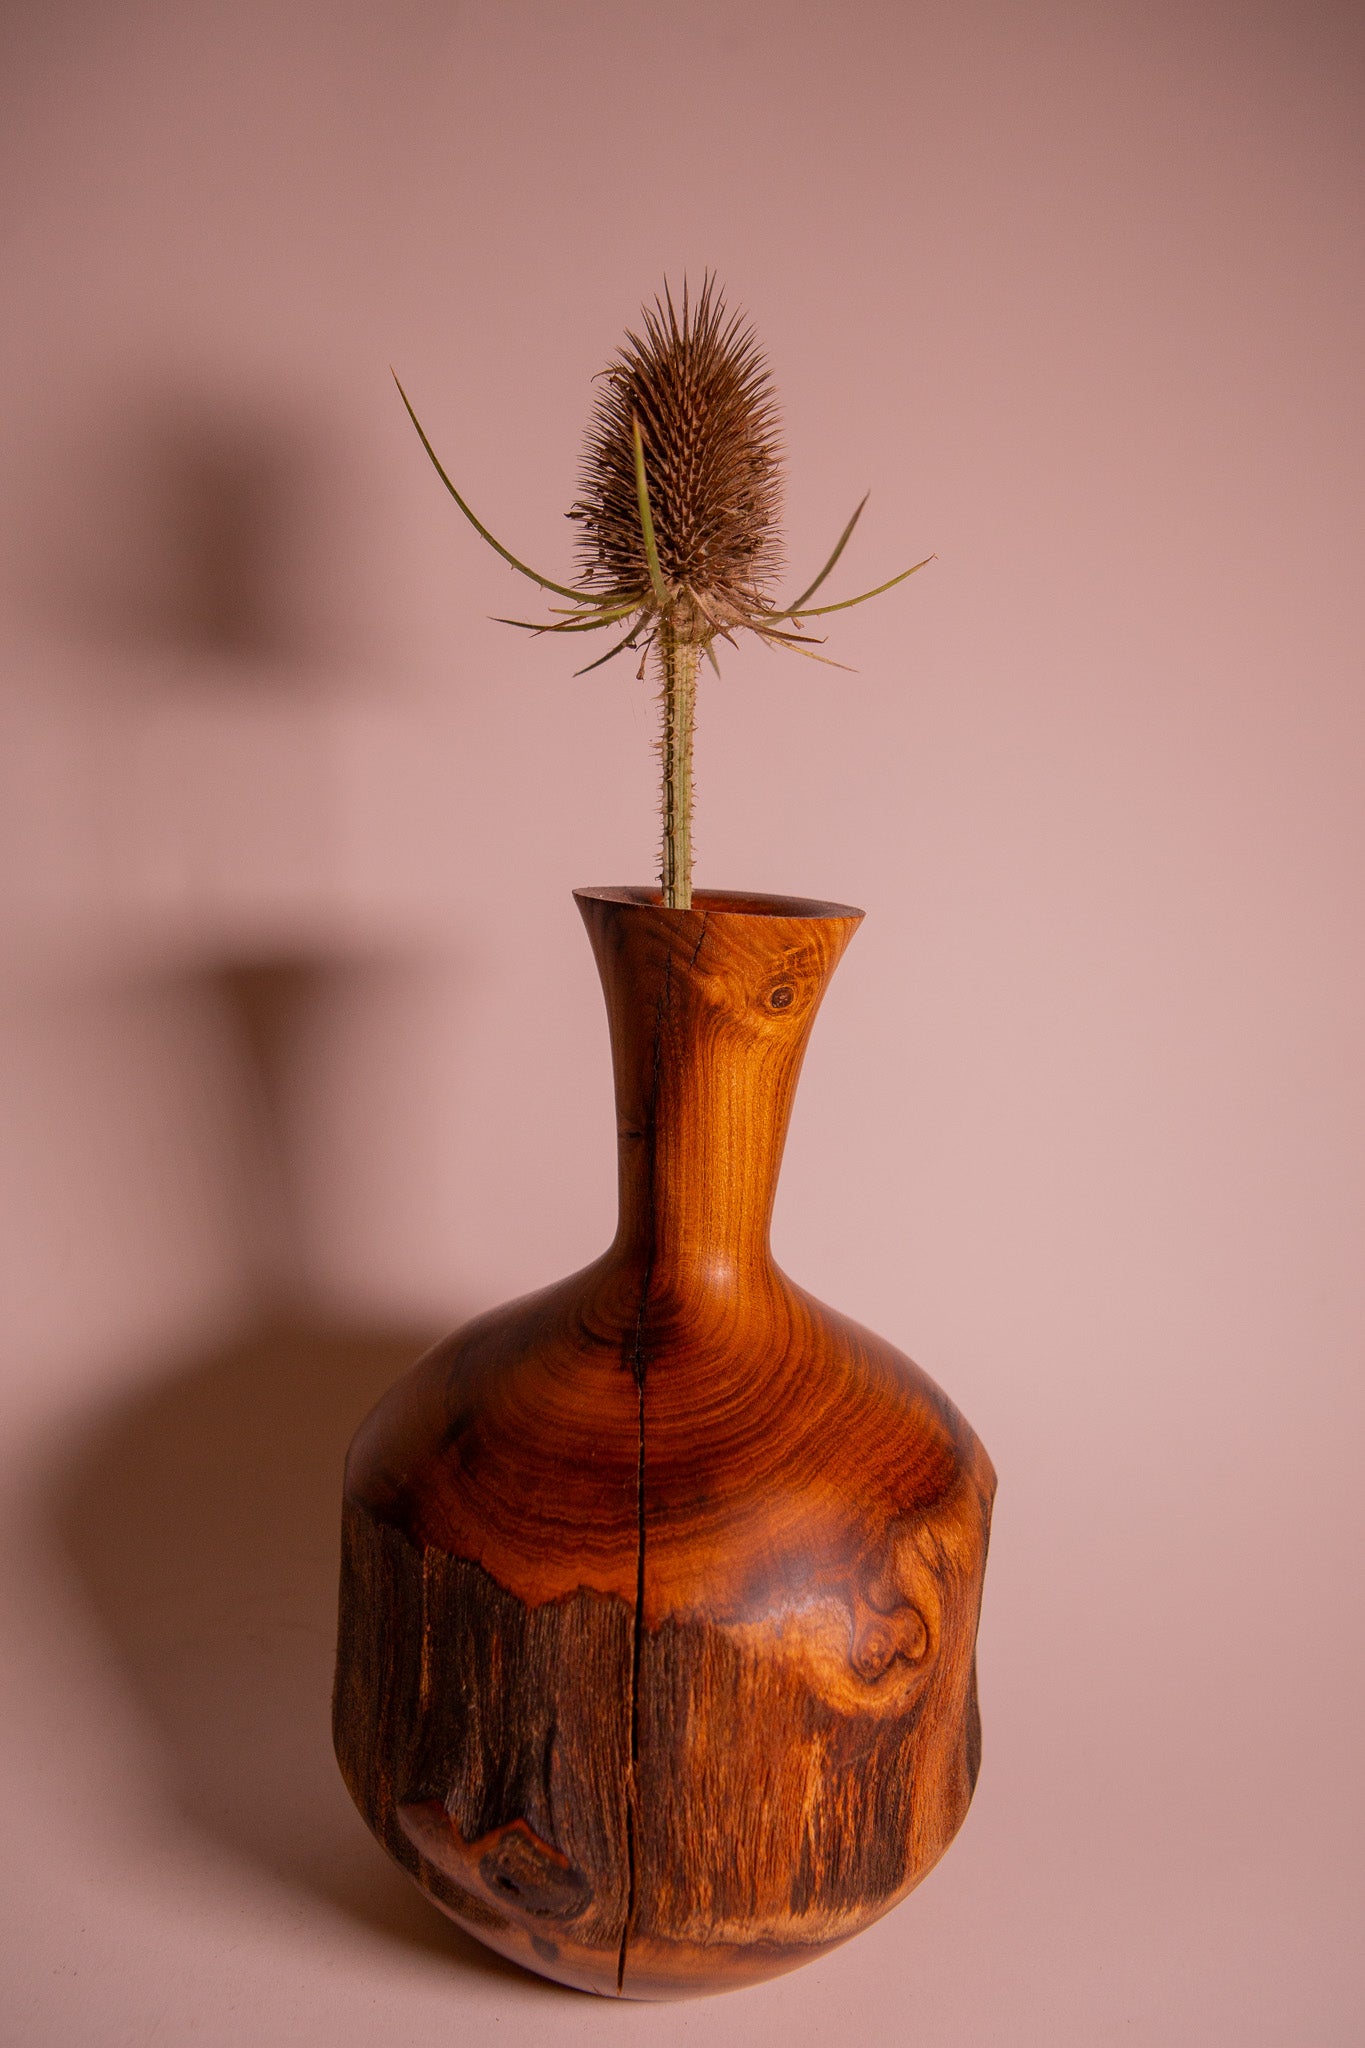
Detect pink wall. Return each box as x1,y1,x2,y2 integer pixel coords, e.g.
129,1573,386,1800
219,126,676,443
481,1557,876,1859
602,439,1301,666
2,2,1361,2041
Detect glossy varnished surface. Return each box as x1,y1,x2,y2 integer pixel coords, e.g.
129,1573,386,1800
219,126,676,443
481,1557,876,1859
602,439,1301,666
335,888,995,1997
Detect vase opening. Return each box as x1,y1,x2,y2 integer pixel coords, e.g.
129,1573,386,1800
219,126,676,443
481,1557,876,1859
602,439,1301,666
575,883,864,922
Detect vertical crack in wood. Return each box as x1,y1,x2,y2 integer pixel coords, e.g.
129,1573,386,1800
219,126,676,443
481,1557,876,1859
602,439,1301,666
616,943,670,1994
617,1302,648,1995
417,1545,434,1713
616,916,703,1994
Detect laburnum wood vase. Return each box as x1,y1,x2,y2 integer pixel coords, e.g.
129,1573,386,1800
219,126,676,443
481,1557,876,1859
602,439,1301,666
334,887,995,1998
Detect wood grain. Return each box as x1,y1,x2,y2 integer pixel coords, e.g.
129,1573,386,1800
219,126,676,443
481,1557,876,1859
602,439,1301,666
334,887,995,1997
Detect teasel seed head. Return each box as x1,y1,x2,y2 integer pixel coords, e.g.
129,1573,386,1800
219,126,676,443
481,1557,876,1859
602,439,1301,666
568,277,784,649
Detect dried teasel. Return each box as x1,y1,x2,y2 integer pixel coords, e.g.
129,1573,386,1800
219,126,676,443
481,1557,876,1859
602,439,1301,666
395,278,932,908
568,279,785,651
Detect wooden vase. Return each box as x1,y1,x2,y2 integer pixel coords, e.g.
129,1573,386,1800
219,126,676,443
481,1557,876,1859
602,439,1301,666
333,887,995,1999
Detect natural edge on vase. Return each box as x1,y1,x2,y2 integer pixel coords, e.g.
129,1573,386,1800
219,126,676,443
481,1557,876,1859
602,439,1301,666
334,886,995,1998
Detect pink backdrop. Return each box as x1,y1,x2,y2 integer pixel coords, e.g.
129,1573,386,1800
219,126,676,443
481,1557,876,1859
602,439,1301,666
2,2,1361,2041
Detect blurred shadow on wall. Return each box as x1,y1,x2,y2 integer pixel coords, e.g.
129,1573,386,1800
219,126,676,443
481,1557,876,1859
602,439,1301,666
30,389,333,659
50,963,521,1976
31,398,525,1980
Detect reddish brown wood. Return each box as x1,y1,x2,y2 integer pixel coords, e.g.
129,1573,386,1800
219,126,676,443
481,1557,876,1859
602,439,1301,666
334,887,995,1998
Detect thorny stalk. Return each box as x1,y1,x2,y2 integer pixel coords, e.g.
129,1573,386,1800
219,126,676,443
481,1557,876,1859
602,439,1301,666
657,623,699,908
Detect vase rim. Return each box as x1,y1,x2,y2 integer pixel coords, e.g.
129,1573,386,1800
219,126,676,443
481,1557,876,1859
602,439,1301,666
574,884,864,923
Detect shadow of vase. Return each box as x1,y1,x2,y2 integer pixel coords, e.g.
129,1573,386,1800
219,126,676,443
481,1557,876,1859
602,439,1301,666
50,1312,536,1979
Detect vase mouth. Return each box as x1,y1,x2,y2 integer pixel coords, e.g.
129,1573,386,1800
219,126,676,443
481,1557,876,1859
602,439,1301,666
574,884,864,923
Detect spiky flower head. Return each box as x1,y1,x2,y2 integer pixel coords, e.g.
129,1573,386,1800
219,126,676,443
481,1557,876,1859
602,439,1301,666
568,280,784,649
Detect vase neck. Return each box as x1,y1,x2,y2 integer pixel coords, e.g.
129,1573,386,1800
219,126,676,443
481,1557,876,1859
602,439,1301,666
576,888,862,1298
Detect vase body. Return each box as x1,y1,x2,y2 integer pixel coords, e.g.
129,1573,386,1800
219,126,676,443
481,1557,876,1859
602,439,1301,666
334,887,995,1998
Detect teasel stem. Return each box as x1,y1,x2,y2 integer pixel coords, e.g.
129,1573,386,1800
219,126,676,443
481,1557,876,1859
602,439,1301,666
657,620,698,910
